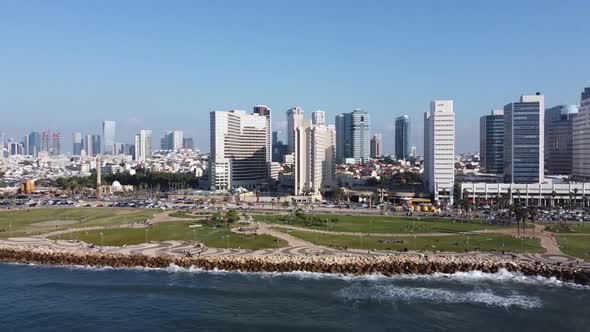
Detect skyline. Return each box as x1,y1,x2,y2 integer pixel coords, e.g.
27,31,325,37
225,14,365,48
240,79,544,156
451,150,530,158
1,1,589,153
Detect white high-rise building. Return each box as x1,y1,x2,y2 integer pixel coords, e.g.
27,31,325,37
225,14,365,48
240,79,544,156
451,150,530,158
102,121,116,155
312,110,326,126
286,107,304,153
573,87,590,180
134,129,152,162
210,110,269,190
424,100,455,204
294,117,336,197
172,130,183,151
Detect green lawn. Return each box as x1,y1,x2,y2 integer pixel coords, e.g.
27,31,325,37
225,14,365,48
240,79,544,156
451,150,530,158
277,228,543,253
556,235,590,260
545,223,590,234
0,208,154,237
52,221,287,249
255,213,507,234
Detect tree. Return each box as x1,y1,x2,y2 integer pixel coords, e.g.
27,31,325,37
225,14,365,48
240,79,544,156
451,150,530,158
281,200,290,211
528,207,538,237
225,209,240,224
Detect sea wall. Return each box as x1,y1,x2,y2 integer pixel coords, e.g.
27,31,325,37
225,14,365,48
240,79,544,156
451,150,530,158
0,247,588,285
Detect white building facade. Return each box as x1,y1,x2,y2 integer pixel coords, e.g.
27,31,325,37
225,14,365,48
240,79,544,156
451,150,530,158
286,107,304,154
209,110,269,191
424,100,455,204
134,129,152,162
294,119,336,197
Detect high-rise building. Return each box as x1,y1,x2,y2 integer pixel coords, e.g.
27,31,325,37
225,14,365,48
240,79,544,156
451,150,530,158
573,87,590,180
312,110,326,126
161,130,185,151
395,115,410,160
51,132,61,155
271,131,288,163
27,132,41,157
182,137,194,150
503,93,545,184
210,110,269,190
8,142,23,156
41,130,50,152
545,105,577,175
424,100,455,204
134,130,152,162
72,132,83,155
479,110,504,174
102,121,116,154
294,118,335,196
253,105,272,167
370,134,382,159
286,107,304,153
83,134,101,156
335,109,371,164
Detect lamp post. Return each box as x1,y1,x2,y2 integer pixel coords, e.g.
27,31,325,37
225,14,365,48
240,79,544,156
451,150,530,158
100,232,104,248
360,234,363,250
226,235,230,250
145,229,149,243
193,229,196,243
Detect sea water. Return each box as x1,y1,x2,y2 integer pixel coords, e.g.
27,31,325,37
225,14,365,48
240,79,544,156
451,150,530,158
0,263,588,331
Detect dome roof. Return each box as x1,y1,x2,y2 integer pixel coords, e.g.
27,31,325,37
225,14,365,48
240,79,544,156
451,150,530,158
112,181,122,187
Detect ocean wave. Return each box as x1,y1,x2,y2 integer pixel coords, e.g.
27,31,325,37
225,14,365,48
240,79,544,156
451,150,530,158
337,283,543,309
3,262,587,289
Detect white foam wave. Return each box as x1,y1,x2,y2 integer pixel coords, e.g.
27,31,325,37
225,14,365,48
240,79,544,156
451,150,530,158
338,284,543,309
4,262,587,289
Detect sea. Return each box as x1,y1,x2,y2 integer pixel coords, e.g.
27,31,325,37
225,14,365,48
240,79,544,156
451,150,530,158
0,263,588,332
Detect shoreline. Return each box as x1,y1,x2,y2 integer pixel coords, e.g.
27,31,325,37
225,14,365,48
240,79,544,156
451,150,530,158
0,245,589,285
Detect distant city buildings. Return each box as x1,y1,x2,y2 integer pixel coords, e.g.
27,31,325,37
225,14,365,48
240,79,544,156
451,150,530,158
160,130,183,151
479,110,504,174
182,137,194,150
424,100,455,203
209,110,269,190
26,131,41,157
573,87,590,180
503,93,544,184
271,130,288,163
370,134,382,159
134,130,152,162
395,115,410,160
545,105,577,175
84,134,101,157
72,132,83,156
102,121,116,155
335,109,371,164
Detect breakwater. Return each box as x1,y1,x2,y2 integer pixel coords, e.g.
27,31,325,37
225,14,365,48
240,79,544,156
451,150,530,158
0,247,588,285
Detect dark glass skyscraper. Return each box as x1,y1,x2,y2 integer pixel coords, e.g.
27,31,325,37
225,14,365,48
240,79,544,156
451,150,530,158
479,110,504,174
27,131,41,157
504,94,544,183
545,105,577,175
335,109,370,164
395,115,410,159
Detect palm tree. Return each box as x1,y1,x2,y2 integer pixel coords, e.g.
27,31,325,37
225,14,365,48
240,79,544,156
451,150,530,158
528,207,538,237
551,190,557,209
573,188,579,209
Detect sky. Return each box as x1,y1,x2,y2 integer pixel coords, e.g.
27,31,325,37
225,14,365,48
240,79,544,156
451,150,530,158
1,0,589,154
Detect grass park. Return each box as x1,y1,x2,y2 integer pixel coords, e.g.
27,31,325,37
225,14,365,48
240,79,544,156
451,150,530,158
277,228,543,253
0,208,154,238
556,235,590,260
255,213,509,234
52,221,287,249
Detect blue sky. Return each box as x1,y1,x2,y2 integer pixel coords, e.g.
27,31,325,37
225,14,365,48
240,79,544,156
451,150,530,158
1,0,589,153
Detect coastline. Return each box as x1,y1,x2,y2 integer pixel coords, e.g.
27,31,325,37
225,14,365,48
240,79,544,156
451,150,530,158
1,245,589,285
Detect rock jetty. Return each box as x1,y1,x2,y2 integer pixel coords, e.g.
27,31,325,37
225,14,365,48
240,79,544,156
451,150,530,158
0,247,589,285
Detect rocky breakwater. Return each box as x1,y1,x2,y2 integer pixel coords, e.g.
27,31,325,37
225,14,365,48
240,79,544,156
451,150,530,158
0,247,589,285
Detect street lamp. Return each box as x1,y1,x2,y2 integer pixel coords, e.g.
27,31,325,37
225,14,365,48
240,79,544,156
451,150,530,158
226,234,230,250
193,229,196,243
145,229,149,243
100,232,104,248
360,234,363,250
